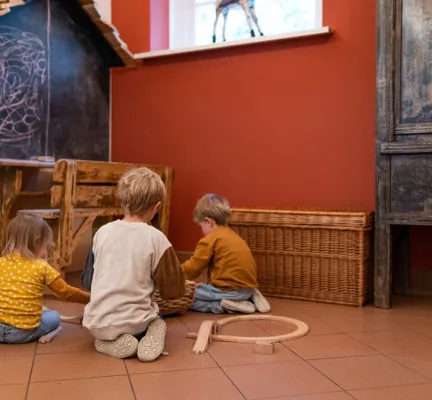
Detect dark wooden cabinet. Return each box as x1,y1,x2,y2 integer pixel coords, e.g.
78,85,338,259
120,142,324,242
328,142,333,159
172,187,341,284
376,0,432,308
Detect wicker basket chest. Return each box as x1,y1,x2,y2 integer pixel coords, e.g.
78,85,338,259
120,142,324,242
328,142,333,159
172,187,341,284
230,208,374,306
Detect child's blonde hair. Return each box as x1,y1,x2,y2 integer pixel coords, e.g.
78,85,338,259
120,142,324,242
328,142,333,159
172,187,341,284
2,213,53,259
118,167,166,216
193,194,232,226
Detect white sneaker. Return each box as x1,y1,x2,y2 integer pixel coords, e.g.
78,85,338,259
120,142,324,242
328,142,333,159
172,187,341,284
137,318,167,362
252,289,271,313
221,299,256,314
95,334,138,359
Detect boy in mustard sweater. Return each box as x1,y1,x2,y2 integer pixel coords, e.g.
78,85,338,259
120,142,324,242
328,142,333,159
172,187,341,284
182,194,270,314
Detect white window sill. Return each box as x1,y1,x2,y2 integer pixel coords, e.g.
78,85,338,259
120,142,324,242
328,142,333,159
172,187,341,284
135,26,333,60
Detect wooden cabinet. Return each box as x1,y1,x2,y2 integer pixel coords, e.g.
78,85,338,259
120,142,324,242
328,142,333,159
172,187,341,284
376,0,432,308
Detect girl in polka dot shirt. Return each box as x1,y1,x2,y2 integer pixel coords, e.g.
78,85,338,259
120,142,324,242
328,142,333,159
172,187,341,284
0,213,90,344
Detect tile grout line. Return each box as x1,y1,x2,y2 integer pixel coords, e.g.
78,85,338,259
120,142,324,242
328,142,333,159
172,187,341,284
24,343,38,399
344,330,432,355
379,353,432,382
341,330,432,382
29,373,131,385
304,350,432,394
255,389,356,400
303,358,350,394
213,360,248,400
124,360,138,400
128,366,220,377
178,316,247,400
347,381,432,394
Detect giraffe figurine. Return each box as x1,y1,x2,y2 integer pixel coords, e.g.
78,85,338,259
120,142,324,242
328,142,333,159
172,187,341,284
213,0,264,43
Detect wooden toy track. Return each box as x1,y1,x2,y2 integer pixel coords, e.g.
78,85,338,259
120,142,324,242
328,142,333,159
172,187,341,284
187,314,309,354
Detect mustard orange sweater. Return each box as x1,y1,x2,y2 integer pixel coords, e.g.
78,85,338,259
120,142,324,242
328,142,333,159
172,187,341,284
182,226,258,291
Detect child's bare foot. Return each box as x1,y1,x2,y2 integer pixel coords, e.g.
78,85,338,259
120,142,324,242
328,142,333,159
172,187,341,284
39,327,63,344
95,334,139,359
137,318,166,362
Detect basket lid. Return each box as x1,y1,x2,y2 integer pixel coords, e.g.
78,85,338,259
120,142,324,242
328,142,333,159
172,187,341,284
230,207,374,229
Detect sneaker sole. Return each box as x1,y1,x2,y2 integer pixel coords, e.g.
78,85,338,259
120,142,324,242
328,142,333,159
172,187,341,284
95,334,138,359
221,300,255,314
137,318,166,362
253,289,271,313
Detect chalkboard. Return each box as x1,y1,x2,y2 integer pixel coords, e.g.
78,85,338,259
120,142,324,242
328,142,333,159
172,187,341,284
0,0,111,161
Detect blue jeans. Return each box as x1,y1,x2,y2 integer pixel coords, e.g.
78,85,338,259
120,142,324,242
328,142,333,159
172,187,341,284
191,284,254,314
0,310,61,344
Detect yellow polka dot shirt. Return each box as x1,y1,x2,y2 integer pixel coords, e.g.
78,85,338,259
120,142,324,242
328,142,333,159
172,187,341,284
0,254,60,330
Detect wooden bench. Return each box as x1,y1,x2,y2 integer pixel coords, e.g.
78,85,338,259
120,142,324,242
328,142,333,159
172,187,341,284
18,159,173,277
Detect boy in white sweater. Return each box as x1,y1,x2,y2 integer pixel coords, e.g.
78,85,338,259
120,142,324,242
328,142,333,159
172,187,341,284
83,168,185,362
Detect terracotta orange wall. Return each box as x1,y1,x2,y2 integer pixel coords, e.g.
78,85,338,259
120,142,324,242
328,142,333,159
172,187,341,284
112,0,150,52
111,0,376,251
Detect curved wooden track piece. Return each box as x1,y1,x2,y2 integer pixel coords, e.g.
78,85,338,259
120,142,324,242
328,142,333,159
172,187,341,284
187,315,309,352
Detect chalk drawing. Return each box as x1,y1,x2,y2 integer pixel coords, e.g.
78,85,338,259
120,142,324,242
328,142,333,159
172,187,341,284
0,26,48,144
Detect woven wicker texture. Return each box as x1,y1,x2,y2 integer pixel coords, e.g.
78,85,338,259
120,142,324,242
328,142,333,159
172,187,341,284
156,280,196,316
230,208,374,306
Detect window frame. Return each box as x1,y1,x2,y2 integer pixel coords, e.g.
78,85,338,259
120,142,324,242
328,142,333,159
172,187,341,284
169,0,323,50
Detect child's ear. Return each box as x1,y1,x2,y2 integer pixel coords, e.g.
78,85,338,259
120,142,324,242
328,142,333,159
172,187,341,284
206,218,216,227
153,201,162,212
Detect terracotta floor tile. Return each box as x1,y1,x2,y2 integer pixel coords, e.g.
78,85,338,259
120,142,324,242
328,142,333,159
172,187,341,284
164,317,190,345
126,338,216,374
405,321,432,338
0,355,33,385
219,320,269,336
267,298,308,308
36,323,94,354
414,325,432,338
349,383,432,400
13,296,432,399
316,314,406,333
253,320,300,335
310,355,428,390
349,330,432,353
0,384,27,400
388,350,432,379
208,341,300,366
284,333,378,359
179,312,225,332
27,375,134,400
254,313,339,336
130,367,244,400
284,301,365,319
31,351,127,382
261,393,354,400
0,342,36,357
223,361,341,399
43,299,85,316
259,299,340,335
181,313,270,336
